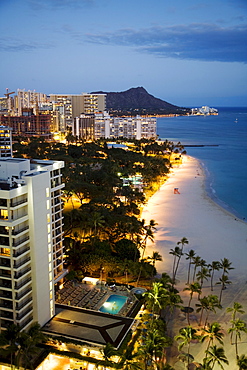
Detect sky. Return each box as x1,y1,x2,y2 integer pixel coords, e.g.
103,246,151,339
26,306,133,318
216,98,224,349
0,0,247,107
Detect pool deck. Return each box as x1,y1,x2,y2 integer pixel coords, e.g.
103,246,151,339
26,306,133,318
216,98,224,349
55,280,138,316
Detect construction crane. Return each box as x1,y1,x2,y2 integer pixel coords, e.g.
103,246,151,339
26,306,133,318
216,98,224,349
4,88,15,113
4,88,15,127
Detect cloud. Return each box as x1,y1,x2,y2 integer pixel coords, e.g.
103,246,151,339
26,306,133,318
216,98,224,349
0,37,54,52
85,23,247,63
28,0,94,10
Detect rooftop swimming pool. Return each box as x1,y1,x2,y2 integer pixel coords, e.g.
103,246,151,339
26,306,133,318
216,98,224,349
99,294,128,314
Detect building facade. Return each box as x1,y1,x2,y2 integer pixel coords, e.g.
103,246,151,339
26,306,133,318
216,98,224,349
73,112,157,140
0,112,51,137
49,93,106,131
0,131,65,331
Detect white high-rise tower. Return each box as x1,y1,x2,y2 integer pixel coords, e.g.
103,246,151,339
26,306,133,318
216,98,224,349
0,129,66,331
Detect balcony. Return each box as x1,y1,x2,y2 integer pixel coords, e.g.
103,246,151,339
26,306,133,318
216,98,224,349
15,286,32,300
16,297,32,311
12,225,29,236
10,198,28,208
13,246,30,258
15,277,32,290
14,266,31,279
16,305,33,321
13,236,29,247
13,256,31,269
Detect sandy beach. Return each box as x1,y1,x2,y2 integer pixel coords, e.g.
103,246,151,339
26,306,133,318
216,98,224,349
142,155,247,369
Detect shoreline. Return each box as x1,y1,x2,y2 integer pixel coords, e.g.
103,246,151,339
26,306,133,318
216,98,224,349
142,155,247,279
201,160,246,223
141,155,247,368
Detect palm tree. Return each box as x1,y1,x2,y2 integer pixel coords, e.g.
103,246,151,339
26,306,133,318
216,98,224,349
227,302,245,345
208,261,220,291
205,345,229,369
228,319,247,359
148,251,163,279
175,326,199,369
204,295,222,328
196,296,210,326
201,322,224,356
185,249,196,285
192,256,202,282
219,257,234,275
0,323,21,369
237,354,247,369
136,219,157,286
216,274,232,303
169,246,182,285
143,281,169,317
17,322,47,370
183,282,201,325
196,267,211,297
175,237,188,277
119,347,142,370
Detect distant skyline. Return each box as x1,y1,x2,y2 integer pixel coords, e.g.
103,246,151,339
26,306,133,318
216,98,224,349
0,0,247,107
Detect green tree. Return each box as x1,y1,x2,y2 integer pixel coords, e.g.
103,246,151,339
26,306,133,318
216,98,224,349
201,322,224,356
205,345,229,370
228,319,247,359
185,249,196,285
208,261,220,291
183,282,202,325
143,281,169,317
148,251,163,279
175,326,199,369
227,302,245,345
237,354,247,369
216,274,232,303
196,267,211,297
169,246,182,285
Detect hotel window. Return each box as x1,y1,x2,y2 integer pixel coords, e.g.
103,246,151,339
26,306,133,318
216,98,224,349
46,188,50,197
46,200,50,210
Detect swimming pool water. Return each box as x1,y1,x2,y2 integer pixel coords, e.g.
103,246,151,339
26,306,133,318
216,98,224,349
99,294,128,314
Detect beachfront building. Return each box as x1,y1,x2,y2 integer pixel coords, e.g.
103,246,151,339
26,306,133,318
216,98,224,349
0,128,66,331
49,93,106,131
73,111,157,140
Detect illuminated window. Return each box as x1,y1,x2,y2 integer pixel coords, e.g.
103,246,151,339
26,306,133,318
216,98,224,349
48,243,51,253
49,272,52,281
50,291,53,299
46,200,50,210
48,253,52,262
47,214,50,223
48,234,51,243
46,188,50,197
47,224,50,233
49,282,52,290
49,262,52,272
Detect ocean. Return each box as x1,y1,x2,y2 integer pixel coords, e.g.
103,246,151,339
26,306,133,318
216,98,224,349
157,107,247,221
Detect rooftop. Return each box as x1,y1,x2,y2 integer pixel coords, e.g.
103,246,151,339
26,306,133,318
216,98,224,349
43,305,134,349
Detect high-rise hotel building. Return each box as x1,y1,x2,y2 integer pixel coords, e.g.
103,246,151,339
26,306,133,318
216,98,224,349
0,127,66,332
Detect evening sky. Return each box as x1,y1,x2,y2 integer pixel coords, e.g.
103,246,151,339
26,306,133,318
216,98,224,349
0,0,246,107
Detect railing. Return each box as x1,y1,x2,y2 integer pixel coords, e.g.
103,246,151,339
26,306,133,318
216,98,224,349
15,276,32,290
10,198,28,207
13,246,30,258
15,286,32,300
13,236,29,247
14,266,31,279
12,225,29,235
20,315,33,329
16,306,33,320
16,297,32,311
13,256,31,269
